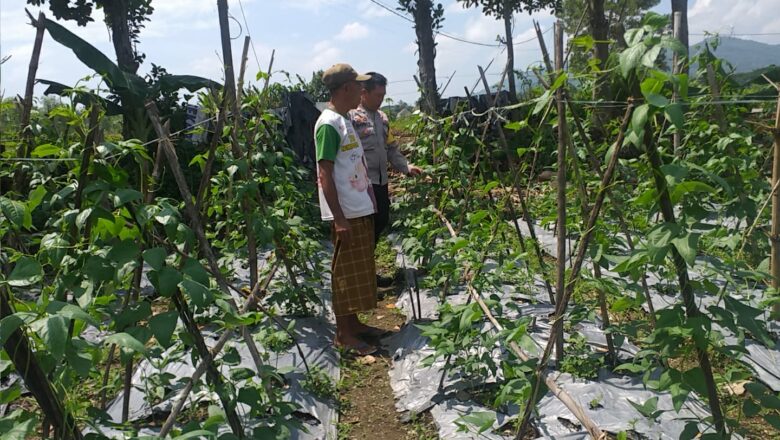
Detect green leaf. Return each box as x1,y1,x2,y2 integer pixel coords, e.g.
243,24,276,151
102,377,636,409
157,266,182,297
671,233,700,266
149,311,178,348
44,315,68,362
504,120,527,131
619,44,648,77
645,93,669,107
641,45,662,68
670,181,716,204
0,315,25,346
143,248,167,271
115,302,152,331
724,298,774,346
743,399,761,417
0,197,31,230
550,72,567,91
533,90,552,115
46,301,98,326
172,430,217,440
7,257,42,287
765,414,780,430
83,255,115,282
112,188,142,207
664,103,684,130
107,240,140,266
0,416,36,440
180,278,213,308
31,143,62,157
456,411,495,434
468,210,489,225
631,104,650,132
44,17,148,97
104,332,146,355
27,186,47,212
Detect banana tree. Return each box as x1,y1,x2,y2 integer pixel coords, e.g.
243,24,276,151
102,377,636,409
40,17,220,141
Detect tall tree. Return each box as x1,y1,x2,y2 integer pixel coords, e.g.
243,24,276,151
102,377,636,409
456,0,561,101
399,0,444,115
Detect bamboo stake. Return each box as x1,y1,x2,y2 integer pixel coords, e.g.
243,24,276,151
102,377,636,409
564,92,657,327
533,20,554,82
13,10,45,194
476,67,556,304
672,11,683,156
553,21,567,363
237,36,250,104
147,102,257,438
770,89,780,316
517,101,634,438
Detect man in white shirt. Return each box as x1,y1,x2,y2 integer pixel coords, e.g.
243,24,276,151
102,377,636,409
316,64,387,355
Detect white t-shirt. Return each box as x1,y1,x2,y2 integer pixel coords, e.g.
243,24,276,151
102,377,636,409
315,108,376,221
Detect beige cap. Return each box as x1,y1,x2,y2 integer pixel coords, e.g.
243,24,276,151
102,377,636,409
322,63,371,90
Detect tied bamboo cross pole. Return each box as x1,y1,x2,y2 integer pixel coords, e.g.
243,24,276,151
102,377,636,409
159,262,280,438
216,3,307,313
13,10,46,194
101,123,169,411
145,103,268,376
516,101,635,439
476,66,557,304
563,91,658,327
432,210,603,438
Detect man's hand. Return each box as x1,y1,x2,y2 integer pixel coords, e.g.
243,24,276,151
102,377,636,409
407,164,423,176
334,216,352,245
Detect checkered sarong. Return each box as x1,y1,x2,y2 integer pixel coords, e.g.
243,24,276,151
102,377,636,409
331,215,377,316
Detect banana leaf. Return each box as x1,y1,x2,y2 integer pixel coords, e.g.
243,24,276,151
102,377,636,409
38,79,124,116
43,17,149,98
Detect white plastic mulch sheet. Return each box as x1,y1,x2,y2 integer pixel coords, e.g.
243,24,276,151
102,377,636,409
383,229,773,439
95,247,341,439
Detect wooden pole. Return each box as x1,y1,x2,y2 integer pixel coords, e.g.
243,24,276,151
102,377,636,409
672,11,683,156
1,287,83,439
236,36,251,104
771,91,780,313
553,21,567,363
13,11,46,194
533,20,554,83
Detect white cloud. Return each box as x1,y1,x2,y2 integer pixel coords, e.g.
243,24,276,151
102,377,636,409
305,41,343,71
335,22,370,41
687,0,780,44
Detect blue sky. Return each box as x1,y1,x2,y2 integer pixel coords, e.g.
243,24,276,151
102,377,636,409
1,0,778,105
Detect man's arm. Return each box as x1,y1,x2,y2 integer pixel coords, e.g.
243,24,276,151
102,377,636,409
319,160,351,243
387,132,422,176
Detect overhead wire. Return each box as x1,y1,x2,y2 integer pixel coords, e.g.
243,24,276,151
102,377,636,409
236,0,264,72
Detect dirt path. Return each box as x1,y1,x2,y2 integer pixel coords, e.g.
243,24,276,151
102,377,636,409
337,240,438,440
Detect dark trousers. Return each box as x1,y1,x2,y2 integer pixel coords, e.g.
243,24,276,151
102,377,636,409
373,184,390,246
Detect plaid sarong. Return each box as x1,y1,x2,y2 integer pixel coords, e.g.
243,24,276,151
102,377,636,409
331,215,377,316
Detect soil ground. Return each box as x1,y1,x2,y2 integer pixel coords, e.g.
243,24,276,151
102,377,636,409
337,239,439,440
